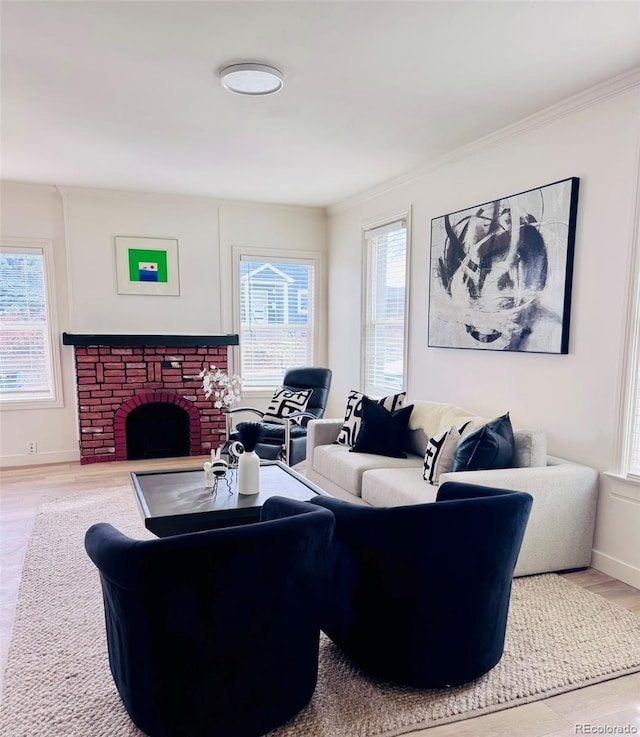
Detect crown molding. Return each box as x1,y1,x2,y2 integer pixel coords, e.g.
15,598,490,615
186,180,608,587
44,184,324,213
1,181,59,195
218,199,325,215
329,66,640,215
54,184,226,206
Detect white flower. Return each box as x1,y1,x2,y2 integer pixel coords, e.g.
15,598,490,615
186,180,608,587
200,365,243,409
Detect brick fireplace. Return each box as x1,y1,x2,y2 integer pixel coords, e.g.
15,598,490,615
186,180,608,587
63,333,239,465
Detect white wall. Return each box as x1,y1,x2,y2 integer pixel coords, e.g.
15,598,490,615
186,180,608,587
327,85,640,586
61,188,223,334
0,184,79,466
0,184,326,466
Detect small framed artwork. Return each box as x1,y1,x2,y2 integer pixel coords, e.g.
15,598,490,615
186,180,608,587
428,177,579,354
115,236,180,296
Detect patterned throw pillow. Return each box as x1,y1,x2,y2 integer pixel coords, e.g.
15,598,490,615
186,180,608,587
423,421,474,485
336,390,407,446
263,387,312,425
423,426,461,485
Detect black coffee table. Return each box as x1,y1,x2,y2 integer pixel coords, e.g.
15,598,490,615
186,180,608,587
130,460,329,537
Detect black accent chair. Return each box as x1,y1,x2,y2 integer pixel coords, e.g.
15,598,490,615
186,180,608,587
226,366,332,466
84,497,335,737
310,482,533,688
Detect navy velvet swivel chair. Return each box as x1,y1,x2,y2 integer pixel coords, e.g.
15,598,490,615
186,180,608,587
310,482,532,688
84,497,334,737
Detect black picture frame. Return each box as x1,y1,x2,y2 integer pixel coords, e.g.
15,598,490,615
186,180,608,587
428,177,579,354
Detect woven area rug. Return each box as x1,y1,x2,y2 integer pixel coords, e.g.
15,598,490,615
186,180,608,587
2,487,640,737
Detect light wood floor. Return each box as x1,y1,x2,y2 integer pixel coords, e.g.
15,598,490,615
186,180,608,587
1,458,639,736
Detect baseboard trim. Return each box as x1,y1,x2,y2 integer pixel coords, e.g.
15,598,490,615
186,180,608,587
591,549,640,589
0,450,81,468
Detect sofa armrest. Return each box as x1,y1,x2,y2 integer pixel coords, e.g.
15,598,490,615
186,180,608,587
439,460,598,577
307,418,342,447
438,459,597,497
306,419,343,468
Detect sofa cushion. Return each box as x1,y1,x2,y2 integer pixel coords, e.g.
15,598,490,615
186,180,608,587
513,430,547,468
350,397,414,458
409,401,489,440
406,427,430,457
453,413,515,472
362,467,438,507
336,390,406,446
313,443,423,497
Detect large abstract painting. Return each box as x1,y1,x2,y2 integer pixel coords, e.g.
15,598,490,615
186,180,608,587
428,177,579,354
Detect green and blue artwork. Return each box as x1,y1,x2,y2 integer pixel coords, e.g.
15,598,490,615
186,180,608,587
127,248,168,283
115,236,179,295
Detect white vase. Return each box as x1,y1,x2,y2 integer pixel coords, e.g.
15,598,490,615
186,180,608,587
237,450,260,495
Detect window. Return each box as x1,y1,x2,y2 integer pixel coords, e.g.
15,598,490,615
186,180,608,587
0,241,60,407
362,218,409,397
237,253,316,389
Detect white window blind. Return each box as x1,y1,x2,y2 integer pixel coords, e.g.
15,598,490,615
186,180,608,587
0,246,55,402
239,256,315,388
362,219,408,397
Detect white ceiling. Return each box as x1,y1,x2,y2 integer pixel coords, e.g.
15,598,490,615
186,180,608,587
2,1,639,208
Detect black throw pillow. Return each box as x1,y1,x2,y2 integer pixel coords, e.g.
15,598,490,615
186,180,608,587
452,412,515,471
349,396,414,458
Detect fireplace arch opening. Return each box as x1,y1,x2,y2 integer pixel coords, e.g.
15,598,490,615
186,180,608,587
113,391,203,462
125,402,190,460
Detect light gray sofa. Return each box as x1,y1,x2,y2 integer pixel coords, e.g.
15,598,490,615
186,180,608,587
306,401,599,577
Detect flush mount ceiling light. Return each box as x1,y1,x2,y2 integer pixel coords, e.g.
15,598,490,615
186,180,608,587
219,63,284,96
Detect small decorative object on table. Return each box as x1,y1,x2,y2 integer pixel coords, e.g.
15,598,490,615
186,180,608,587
203,461,215,489
227,440,244,469
203,449,232,496
211,447,232,495
210,447,229,475
236,422,264,495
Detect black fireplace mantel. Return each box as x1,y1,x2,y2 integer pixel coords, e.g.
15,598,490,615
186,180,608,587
62,332,239,348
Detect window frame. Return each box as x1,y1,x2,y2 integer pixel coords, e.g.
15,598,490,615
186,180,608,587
618,161,640,481
360,211,411,398
231,245,323,395
0,237,64,410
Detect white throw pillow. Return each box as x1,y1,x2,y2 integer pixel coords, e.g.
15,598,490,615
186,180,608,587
336,390,406,446
263,387,312,425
